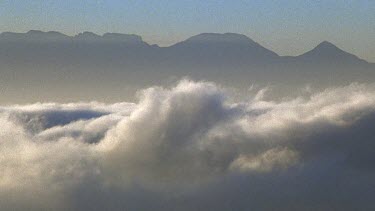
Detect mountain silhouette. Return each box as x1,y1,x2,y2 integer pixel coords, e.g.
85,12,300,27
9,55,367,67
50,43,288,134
172,33,277,57
0,30,70,42
166,33,279,66
74,31,148,45
0,30,373,103
297,41,368,65
0,31,369,65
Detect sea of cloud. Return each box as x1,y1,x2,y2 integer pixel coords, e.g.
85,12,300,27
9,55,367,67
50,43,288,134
1,80,375,210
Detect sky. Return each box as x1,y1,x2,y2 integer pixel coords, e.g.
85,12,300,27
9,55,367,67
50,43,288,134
0,0,374,62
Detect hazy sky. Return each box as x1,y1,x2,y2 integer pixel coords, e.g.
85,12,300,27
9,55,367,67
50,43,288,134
0,0,374,62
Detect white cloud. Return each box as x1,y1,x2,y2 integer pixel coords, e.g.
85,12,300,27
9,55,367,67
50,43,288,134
1,80,375,210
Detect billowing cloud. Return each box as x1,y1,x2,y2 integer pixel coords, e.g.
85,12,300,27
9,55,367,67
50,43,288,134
1,80,375,210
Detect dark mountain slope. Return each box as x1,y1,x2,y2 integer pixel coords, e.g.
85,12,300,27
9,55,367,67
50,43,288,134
0,30,373,103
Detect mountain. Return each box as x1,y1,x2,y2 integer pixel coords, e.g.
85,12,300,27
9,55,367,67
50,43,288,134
0,30,149,45
0,30,70,42
0,30,373,103
170,33,278,59
297,41,368,65
0,31,369,66
73,31,148,46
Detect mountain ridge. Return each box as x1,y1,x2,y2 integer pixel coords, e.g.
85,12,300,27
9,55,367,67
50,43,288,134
0,30,374,103
0,30,370,63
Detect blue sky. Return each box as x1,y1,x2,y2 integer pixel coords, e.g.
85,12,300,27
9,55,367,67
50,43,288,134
0,0,374,61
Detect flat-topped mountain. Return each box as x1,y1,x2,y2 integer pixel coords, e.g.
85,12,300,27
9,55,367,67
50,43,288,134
168,33,279,64
0,30,373,103
0,30,148,45
74,32,147,45
0,30,70,42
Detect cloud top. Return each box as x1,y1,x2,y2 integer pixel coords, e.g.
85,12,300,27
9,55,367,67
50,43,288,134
1,80,375,210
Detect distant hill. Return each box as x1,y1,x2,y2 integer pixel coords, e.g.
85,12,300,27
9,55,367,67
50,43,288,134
0,31,373,103
296,41,368,65
169,33,279,61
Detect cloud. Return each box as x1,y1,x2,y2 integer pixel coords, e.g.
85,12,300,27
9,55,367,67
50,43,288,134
0,80,375,210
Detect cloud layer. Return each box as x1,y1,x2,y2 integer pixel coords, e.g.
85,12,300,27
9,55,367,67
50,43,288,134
1,80,375,210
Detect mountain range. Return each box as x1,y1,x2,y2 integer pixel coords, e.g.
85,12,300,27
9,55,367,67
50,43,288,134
0,30,374,103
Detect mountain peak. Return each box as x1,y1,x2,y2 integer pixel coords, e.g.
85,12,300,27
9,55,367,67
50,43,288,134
27,30,68,37
102,33,143,43
0,30,69,41
170,32,279,59
74,32,146,45
298,40,367,64
184,33,256,45
74,32,101,40
314,41,340,51
27,30,43,34
307,41,351,56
